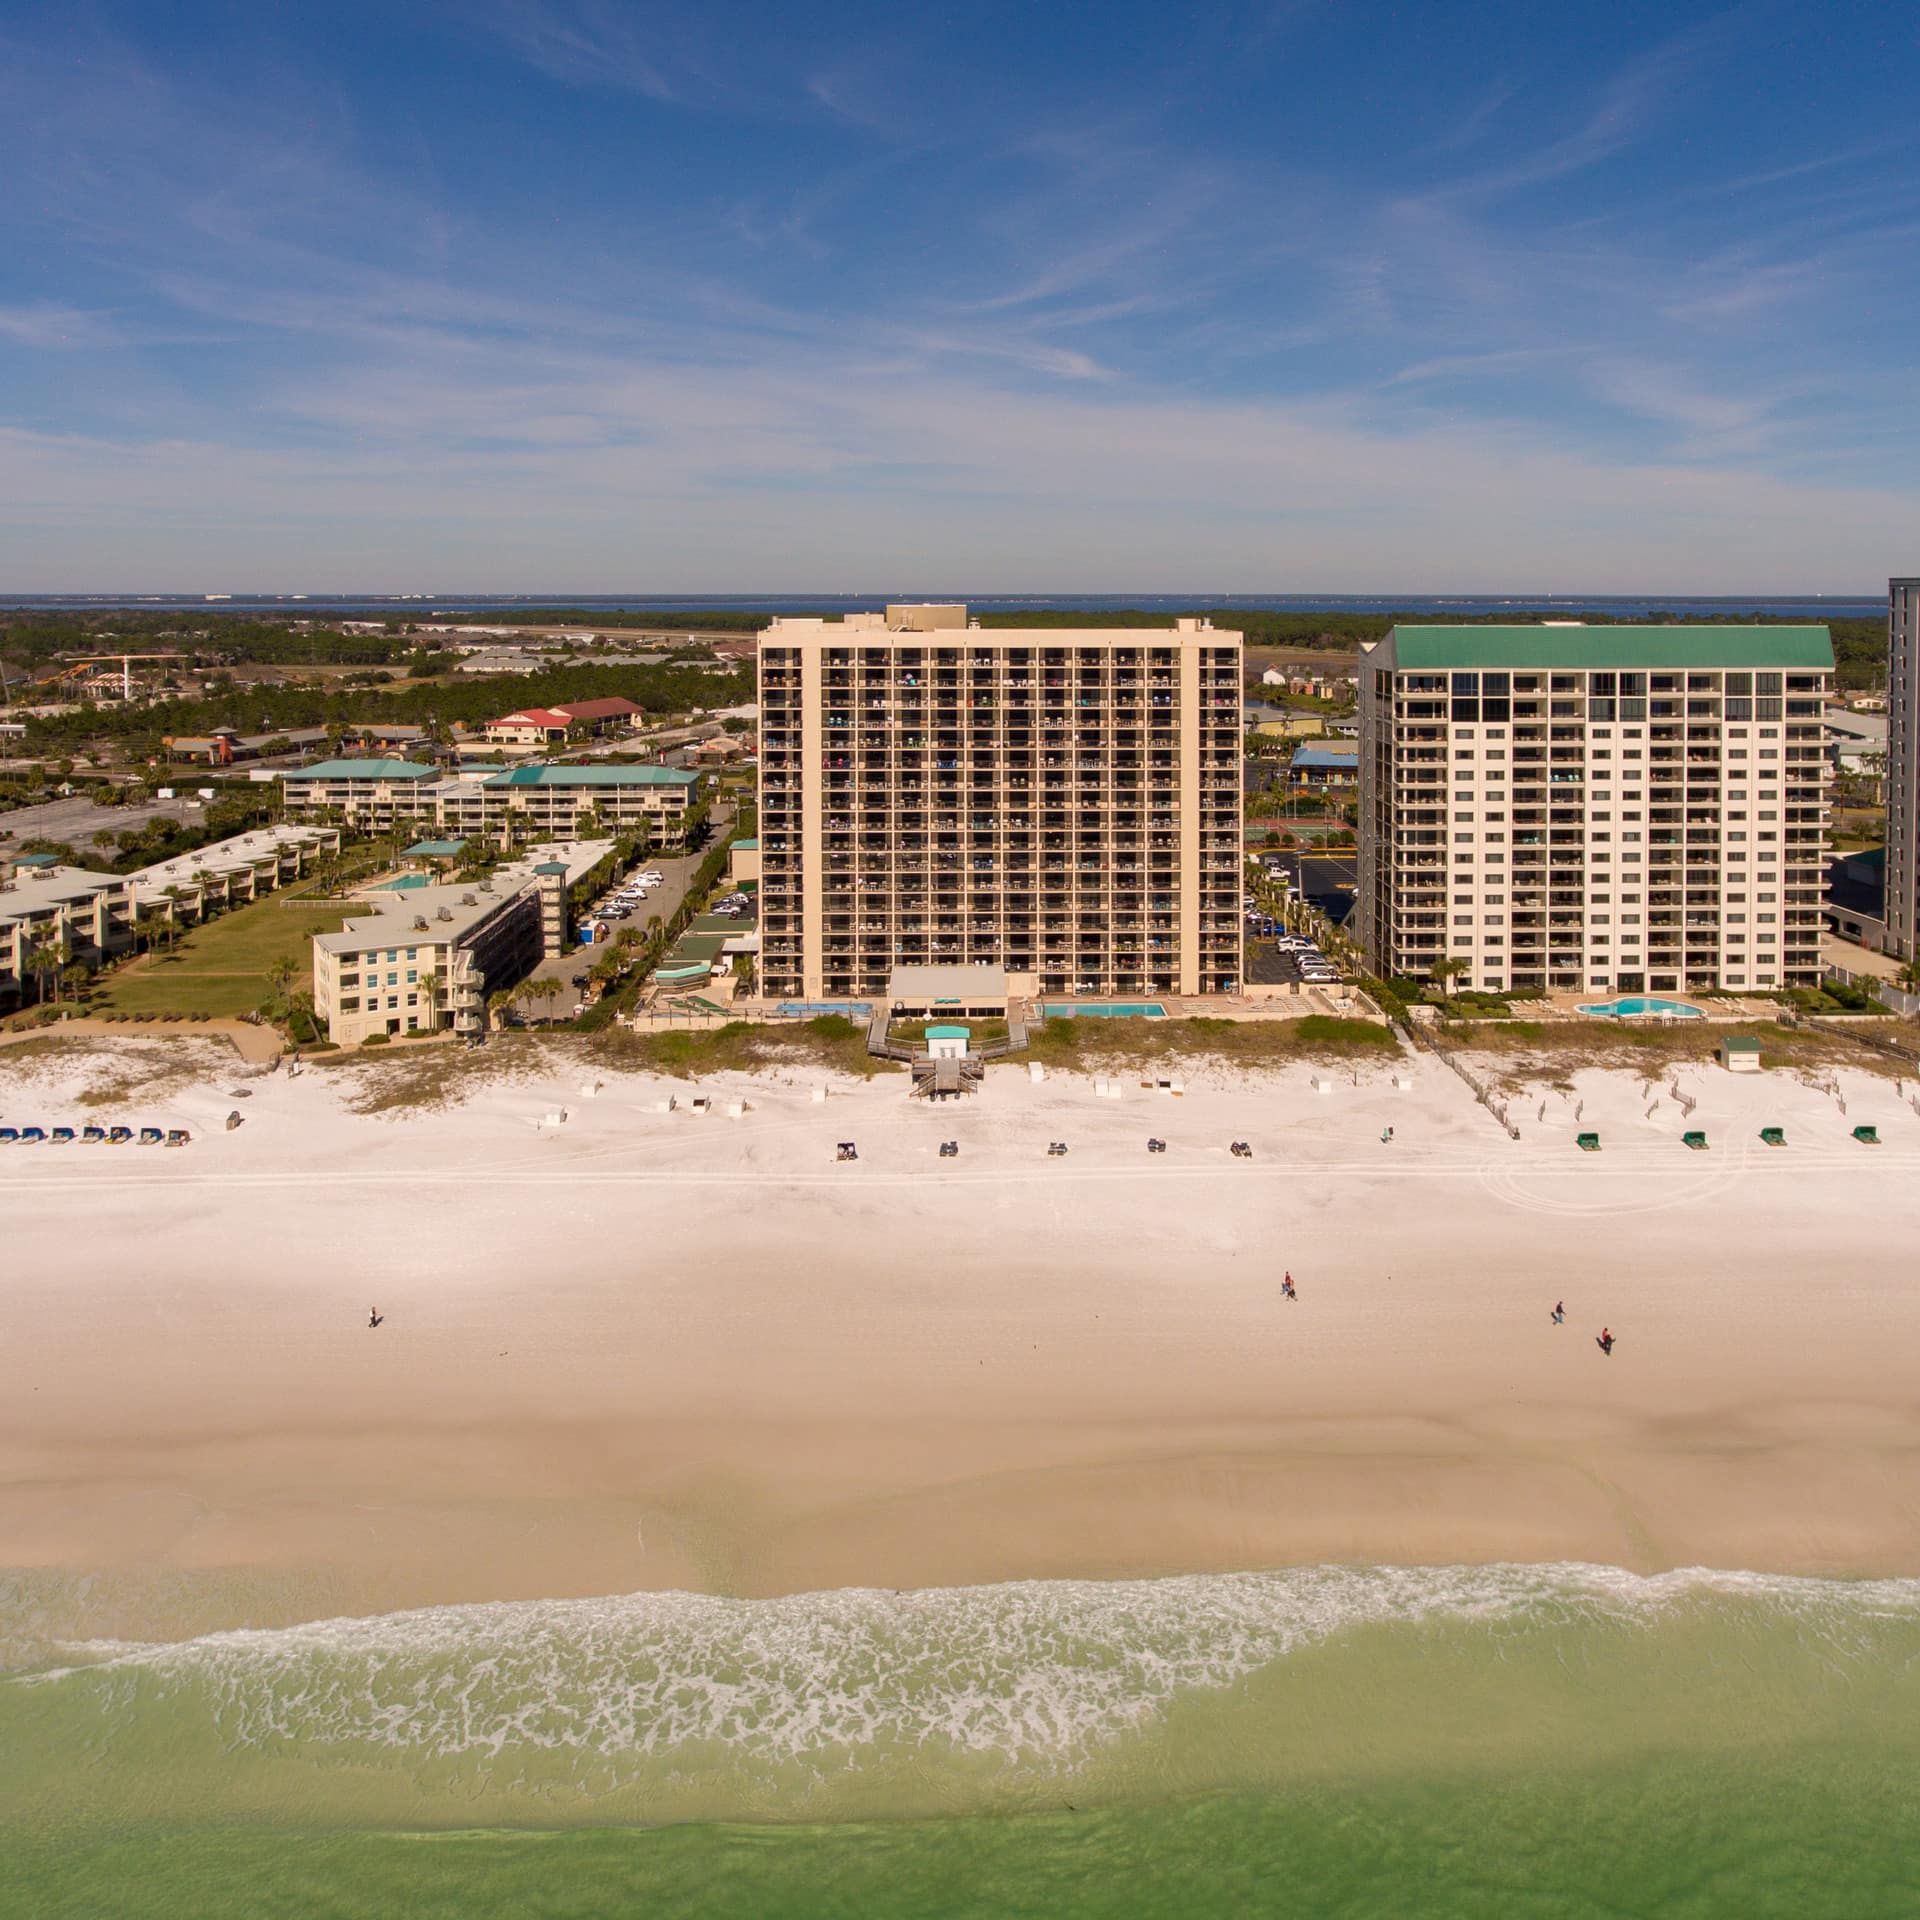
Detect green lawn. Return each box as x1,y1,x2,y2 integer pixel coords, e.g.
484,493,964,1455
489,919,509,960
100,894,358,1018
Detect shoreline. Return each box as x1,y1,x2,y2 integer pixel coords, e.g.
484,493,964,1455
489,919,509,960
5,1036,1920,1643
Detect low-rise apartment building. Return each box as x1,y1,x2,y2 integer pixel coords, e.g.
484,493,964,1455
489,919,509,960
0,865,138,1003
757,605,1243,1001
437,765,701,841
279,759,702,846
279,759,443,827
1357,625,1831,994
0,825,341,1005
310,843,605,1043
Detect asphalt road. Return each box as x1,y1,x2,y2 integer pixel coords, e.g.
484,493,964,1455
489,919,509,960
524,807,738,1006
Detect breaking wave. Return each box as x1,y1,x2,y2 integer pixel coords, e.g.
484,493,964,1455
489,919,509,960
19,1563,1920,1780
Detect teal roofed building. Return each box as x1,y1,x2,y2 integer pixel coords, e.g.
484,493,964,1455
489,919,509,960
1356,624,1832,1002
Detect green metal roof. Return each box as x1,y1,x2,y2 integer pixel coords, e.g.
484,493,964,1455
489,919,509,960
1385,625,1833,670
289,758,438,779
483,765,699,788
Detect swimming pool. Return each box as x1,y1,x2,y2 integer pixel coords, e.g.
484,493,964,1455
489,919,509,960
1040,1002,1168,1018
369,874,429,891
1578,996,1706,1020
776,1001,873,1017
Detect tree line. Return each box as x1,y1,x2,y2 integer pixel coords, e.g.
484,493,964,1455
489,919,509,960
19,658,755,759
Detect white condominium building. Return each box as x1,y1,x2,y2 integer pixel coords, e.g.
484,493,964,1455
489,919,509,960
310,843,606,1043
1886,578,1920,959
1357,625,1832,995
757,605,1244,1003
278,759,702,845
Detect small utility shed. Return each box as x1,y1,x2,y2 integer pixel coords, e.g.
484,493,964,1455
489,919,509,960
1719,1035,1763,1073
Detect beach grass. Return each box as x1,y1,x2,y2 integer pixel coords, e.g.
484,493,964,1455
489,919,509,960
1437,1018,1910,1083
586,1014,897,1081
1017,1013,1399,1071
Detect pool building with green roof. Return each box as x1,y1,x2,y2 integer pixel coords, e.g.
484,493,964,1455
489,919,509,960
1355,624,1831,997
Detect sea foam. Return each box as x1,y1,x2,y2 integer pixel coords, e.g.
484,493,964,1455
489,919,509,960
21,1564,1920,1776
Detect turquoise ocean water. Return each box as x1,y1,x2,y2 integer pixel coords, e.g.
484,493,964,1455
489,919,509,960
6,1563,1920,1918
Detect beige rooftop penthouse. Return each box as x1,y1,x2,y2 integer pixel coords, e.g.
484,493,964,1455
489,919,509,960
757,606,1244,1002
1356,624,1832,996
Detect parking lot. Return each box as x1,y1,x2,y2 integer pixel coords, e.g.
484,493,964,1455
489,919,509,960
0,789,213,850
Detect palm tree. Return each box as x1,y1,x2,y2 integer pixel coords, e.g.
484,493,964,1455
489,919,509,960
1427,955,1469,995
24,940,58,1005
488,988,515,1032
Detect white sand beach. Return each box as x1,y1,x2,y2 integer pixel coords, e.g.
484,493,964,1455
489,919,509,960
4,1033,1920,1630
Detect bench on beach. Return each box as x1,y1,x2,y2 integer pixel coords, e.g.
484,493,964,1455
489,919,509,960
1682,1130,1708,1151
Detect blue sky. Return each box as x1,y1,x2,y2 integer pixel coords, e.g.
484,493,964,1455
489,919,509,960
1,0,1916,591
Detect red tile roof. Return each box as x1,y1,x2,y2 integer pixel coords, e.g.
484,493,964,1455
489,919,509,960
493,708,571,728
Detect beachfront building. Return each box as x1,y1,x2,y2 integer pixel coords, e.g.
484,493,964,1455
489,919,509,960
1885,578,1920,958
279,760,703,848
1356,625,1832,995
757,604,1244,1002
0,825,342,1007
0,864,139,1005
310,843,604,1043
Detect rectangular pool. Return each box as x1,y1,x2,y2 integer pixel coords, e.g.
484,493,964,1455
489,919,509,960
1040,1002,1168,1018
776,1001,874,1017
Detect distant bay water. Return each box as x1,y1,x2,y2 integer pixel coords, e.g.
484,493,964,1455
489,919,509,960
0,592,1889,619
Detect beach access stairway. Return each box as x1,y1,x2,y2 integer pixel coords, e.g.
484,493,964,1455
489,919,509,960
865,1005,1027,1095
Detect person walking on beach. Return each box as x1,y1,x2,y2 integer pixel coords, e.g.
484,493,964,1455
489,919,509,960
1551,1300,1565,1325
1596,1327,1614,1356
368,1307,383,1329
1281,1272,1297,1301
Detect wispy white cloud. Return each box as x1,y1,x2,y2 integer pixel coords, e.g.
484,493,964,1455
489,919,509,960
0,303,122,349
475,0,674,98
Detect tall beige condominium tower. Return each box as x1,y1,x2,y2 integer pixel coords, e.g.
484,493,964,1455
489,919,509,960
1886,578,1920,959
757,606,1244,1003
1356,625,1831,995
